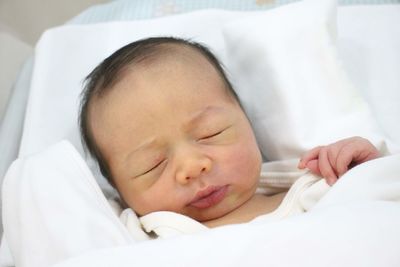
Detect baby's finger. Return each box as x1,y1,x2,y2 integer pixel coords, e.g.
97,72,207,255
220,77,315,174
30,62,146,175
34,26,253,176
327,138,354,175
327,144,341,175
298,146,323,169
318,147,338,185
335,143,356,176
352,138,380,164
305,159,321,176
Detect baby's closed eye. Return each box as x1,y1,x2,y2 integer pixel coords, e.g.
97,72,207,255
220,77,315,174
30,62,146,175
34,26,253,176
134,157,167,178
199,129,225,140
197,125,233,144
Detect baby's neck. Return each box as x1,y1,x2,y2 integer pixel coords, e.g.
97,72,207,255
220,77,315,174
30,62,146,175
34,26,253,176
203,192,287,228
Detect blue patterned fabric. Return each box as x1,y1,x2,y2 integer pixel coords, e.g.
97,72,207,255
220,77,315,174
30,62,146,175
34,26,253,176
69,0,400,24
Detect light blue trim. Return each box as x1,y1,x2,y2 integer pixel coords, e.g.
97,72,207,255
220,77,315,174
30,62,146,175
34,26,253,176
68,0,400,25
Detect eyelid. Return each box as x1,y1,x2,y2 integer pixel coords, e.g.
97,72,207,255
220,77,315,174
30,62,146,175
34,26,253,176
136,159,165,177
199,126,231,140
201,130,224,140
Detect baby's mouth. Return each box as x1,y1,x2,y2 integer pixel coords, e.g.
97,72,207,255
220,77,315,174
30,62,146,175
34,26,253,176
188,185,229,209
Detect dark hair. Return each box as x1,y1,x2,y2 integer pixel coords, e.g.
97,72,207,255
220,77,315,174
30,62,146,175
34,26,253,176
79,36,240,185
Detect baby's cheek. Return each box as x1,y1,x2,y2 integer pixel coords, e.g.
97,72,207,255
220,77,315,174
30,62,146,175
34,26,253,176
221,142,261,183
224,192,242,205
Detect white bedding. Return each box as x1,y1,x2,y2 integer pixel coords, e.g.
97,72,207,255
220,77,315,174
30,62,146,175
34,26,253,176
1,0,400,266
2,141,400,267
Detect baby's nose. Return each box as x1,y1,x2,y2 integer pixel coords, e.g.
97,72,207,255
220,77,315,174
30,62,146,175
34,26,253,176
175,154,212,185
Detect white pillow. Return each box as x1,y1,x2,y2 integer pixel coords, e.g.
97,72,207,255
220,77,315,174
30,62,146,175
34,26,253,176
222,0,385,161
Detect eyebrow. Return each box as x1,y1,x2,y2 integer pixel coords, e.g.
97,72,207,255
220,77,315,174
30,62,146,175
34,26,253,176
125,137,158,164
185,105,227,130
125,105,227,162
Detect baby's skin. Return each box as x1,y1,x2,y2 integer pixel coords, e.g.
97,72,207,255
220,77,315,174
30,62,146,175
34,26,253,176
88,45,264,225
299,136,380,185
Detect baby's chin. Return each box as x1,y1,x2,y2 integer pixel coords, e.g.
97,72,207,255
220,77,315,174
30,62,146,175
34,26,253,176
185,197,249,223
191,209,231,223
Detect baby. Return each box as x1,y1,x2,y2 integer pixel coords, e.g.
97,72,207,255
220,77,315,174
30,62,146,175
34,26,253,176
79,37,380,230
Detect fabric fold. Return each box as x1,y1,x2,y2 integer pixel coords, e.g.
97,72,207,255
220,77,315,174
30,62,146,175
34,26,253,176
2,141,135,267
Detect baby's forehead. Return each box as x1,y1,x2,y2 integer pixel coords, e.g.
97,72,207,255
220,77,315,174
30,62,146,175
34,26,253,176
134,44,218,74
116,45,225,87
90,41,236,114
89,46,233,129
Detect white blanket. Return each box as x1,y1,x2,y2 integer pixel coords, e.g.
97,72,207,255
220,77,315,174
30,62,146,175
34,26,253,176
2,140,400,267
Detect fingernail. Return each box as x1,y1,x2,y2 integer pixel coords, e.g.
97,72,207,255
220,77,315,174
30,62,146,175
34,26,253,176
298,160,303,169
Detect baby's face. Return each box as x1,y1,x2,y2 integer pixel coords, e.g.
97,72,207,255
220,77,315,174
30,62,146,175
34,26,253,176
90,52,262,222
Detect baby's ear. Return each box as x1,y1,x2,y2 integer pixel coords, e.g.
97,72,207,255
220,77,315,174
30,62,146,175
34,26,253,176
306,159,321,177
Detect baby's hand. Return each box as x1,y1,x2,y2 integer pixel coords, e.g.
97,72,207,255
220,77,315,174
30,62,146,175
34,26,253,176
298,137,380,186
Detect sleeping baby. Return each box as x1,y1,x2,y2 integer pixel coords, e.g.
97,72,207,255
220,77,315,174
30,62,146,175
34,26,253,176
78,37,380,237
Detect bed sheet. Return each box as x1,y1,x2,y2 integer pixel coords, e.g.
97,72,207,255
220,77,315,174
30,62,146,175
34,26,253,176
68,0,400,24
336,5,400,148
